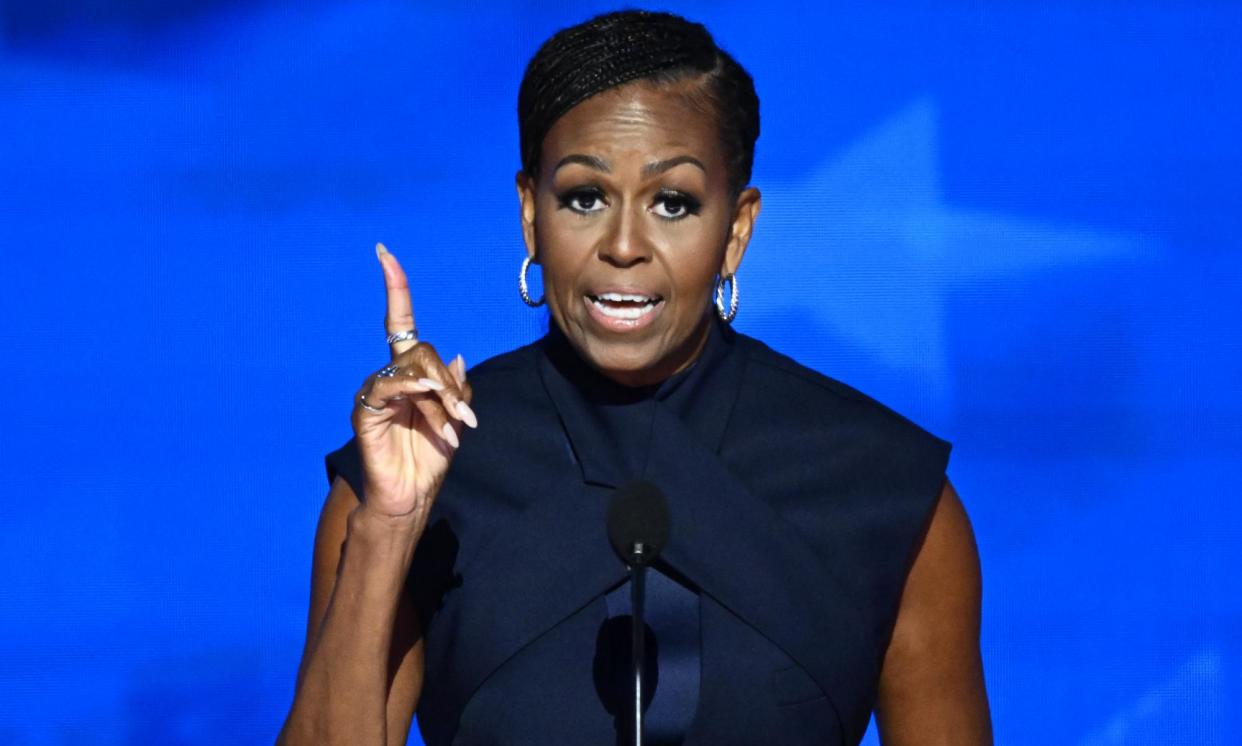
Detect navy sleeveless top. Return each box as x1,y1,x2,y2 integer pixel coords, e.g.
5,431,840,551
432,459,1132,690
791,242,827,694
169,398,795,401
325,318,951,745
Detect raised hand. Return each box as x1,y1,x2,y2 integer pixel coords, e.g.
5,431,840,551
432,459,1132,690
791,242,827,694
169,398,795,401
350,242,477,523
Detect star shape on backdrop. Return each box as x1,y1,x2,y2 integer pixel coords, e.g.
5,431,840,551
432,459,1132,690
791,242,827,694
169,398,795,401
742,98,1158,409
1078,647,1225,745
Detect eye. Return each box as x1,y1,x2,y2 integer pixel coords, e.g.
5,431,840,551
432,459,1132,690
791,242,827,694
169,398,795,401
557,187,607,215
651,190,701,221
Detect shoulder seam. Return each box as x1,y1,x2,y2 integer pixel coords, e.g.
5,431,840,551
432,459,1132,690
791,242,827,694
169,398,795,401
737,336,943,439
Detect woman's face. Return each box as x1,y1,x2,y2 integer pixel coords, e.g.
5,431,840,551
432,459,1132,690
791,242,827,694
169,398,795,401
517,80,761,387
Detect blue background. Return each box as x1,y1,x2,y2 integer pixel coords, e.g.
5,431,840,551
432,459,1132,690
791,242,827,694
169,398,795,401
2,1,1240,743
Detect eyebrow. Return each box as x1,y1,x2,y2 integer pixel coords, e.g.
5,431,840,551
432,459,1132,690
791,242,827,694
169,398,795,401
551,153,708,177
642,155,707,177
553,154,610,174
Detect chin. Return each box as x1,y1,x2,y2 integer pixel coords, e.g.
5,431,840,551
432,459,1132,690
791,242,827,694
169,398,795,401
584,340,661,376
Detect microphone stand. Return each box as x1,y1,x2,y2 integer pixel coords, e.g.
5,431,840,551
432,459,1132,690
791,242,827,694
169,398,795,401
629,542,647,746
606,481,668,746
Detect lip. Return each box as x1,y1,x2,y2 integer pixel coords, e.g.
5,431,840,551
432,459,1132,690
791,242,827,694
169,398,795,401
582,290,666,334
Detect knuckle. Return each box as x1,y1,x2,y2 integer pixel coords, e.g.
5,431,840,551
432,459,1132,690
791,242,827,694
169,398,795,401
394,352,427,373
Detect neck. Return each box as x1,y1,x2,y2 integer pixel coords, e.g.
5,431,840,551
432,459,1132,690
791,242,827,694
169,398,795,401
550,312,715,390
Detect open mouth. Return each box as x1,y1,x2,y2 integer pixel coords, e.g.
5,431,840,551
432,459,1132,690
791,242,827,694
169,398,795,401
586,291,664,320
583,291,666,330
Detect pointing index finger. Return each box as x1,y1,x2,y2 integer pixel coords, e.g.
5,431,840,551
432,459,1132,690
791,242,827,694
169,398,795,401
376,242,419,358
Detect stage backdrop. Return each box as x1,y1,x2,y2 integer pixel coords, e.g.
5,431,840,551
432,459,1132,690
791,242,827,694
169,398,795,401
2,1,1239,743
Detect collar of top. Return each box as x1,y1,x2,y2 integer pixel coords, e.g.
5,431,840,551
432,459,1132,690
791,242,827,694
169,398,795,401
537,315,746,487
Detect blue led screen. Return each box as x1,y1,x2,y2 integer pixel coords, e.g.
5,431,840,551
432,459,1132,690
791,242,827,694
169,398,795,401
1,2,1239,743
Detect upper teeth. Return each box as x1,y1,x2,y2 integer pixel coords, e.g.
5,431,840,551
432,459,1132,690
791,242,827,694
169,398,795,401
596,292,654,302
589,293,659,321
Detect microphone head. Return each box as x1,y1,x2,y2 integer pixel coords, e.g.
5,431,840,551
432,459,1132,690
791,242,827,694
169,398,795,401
606,480,670,567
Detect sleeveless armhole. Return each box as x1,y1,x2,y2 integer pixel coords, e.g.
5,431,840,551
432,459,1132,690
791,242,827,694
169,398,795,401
730,335,956,652
324,436,458,635
324,438,364,499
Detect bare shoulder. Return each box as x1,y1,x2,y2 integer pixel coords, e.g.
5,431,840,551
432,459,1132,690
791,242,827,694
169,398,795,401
875,480,993,746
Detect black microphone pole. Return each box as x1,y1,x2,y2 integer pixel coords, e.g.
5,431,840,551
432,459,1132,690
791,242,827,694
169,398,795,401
607,481,670,746
629,542,647,746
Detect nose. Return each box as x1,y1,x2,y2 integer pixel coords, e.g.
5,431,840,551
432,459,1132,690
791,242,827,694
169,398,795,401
596,203,651,268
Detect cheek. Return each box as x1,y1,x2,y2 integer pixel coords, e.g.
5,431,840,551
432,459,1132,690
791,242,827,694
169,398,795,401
660,222,731,302
533,214,592,301
671,263,722,312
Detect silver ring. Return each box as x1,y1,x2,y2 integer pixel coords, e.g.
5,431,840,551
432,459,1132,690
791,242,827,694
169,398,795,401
387,329,419,345
377,364,399,378
359,393,386,414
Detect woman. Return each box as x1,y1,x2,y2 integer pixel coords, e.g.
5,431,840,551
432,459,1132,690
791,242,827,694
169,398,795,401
280,10,990,746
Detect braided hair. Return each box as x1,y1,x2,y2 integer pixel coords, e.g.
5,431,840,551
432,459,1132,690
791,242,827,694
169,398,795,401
518,10,760,197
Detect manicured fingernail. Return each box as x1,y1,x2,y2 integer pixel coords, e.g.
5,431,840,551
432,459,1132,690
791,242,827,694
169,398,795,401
375,241,389,258
456,400,478,429
417,377,444,391
441,422,459,449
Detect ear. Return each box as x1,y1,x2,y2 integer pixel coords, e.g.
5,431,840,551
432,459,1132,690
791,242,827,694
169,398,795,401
515,171,539,263
720,186,761,277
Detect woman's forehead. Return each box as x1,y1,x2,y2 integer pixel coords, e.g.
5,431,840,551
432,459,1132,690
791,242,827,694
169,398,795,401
541,82,723,170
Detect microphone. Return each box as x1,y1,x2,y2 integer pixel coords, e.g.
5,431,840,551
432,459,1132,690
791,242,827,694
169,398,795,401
606,480,670,746
607,480,670,567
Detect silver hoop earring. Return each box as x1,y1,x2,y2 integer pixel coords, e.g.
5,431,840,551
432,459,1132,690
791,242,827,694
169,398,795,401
519,255,545,307
715,273,739,323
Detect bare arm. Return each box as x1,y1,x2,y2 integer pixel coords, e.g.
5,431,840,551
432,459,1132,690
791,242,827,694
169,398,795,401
874,479,992,745
278,477,424,746
279,245,475,745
